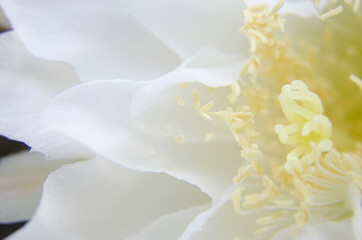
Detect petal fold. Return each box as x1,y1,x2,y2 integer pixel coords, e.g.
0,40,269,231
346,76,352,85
0,31,92,160
9,158,209,240
0,0,180,81
0,151,75,223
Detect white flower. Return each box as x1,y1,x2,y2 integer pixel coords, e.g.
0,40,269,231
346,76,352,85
0,0,361,239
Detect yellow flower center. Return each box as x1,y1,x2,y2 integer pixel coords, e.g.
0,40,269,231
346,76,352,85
175,0,361,238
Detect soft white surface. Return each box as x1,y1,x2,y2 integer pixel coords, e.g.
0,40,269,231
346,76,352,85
0,0,180,81
0,151,75,223
124,0,249,59
127,205,209,240
0,31,92,160
9,158,210,240
43,48,247,201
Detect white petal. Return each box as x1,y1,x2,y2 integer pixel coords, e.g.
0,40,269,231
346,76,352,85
185,200,263,240
43,53,244,199
0,31,93,160
180,185,238,240
127,205,209,240
125,0,249,59
131,47,246,143
9,158,210,240
0,151,75,223
0,0,180,81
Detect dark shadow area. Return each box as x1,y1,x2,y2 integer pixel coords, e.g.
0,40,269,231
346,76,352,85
0,136,29,157
0,136,29,239
0,222,26,239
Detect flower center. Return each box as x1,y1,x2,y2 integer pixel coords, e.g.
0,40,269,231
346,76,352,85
174,0,361,238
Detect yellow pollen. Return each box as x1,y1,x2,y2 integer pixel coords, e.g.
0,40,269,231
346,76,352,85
193,89,200,110
269,0,285,16
200,101,214,113
318,5,344,21
175,95,185,106
349,74,362,90
204,132,215,141
247,3,269,13
180,82,188,90
175,135,184,144
232,187,245,212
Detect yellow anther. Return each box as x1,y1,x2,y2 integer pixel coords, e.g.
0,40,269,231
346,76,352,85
256,210,288,226
269,0,285,16
175,95,185,106
252,159,264,175
204,132,215,141
200,101,214,112
200,112,212,121
180,82,189,90
263,176,280,198
175,135,184,144
232,188,245,212
249,29,269,45
318,5,344,21
234,165,253,183
193,89,200,110
232,82,241,96
247,3,269,13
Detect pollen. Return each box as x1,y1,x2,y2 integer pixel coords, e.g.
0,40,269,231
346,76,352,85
204,132,215,141
318,5,344,21
180,82,189,90
193,89,200,110
175,95,185,106
175,135,184,144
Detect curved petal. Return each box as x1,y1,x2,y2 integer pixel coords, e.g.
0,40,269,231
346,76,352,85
42,49,247,200
0,0,180,81
9,158,210,240
127,204,209,240
0,31,93,160
0,151,75,223
124,0,249,59
130,47,246,142
180,185,237,240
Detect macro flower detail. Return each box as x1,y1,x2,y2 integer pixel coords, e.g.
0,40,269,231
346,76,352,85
0,0,361,239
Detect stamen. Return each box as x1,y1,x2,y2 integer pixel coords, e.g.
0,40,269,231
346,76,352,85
175,95,185,106
200,101,214,112
175,135,184,143
247,3,269,13
204,132,215,141
180,82,189,90
318,6,344,21
193,89,200,110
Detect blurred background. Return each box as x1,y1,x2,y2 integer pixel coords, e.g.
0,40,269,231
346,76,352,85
0,6,30,239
